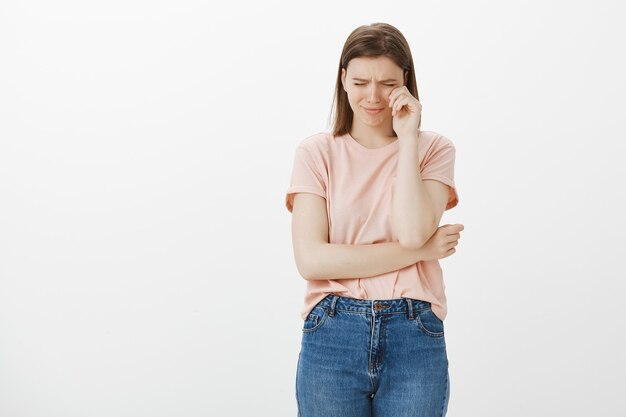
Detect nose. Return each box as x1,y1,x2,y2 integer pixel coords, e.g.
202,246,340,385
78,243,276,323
367,84,381,103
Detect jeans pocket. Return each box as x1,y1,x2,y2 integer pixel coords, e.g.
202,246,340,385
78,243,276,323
415,307,445,337
302,306,330,333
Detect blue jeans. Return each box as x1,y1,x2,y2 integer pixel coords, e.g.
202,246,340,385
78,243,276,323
295,294,450,417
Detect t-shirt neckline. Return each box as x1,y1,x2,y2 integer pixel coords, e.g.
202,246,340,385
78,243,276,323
343,132,399,154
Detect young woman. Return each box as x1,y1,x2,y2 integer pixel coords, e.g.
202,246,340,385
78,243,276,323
285,22,464,417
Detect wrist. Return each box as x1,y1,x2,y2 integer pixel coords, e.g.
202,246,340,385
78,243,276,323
397,133,420,149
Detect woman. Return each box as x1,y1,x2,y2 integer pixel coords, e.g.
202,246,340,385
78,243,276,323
285,22,464,417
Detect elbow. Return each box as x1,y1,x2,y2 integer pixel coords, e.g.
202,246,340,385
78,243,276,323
295,258,316,281
294,244,324,281
297,263,318,281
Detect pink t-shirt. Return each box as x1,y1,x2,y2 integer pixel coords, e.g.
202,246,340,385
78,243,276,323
285,130,459,322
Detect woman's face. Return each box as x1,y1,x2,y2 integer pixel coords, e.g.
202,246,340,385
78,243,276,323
341,56,406,128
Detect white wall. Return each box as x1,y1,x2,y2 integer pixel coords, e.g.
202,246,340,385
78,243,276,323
1,0,624,416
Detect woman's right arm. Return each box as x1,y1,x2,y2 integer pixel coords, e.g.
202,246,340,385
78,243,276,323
291,193,428,281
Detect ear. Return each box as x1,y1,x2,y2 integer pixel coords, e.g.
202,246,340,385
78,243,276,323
341,68,347,92
404,70,408,86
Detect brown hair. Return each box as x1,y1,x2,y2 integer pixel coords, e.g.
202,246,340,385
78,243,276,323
329,22,421,136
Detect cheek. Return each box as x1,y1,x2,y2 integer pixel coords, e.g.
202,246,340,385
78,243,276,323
346,92,359,106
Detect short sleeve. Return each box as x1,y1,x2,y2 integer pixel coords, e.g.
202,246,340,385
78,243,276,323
285,145,327,213
420,142,459,210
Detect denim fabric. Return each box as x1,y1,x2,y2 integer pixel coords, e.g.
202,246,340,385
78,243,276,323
296,294,450,417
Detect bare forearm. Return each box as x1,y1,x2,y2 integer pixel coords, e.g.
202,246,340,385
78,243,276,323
392,135,436,248
303,241,424,281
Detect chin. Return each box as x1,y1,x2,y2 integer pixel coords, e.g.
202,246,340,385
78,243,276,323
361,115,385,125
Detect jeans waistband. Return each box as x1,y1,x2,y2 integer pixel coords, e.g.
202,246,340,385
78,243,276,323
316,293,432,320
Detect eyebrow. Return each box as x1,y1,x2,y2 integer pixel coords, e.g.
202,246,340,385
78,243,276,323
351,77,398,82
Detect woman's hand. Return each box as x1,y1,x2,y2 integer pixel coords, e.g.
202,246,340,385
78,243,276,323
419,224,464,261
388,86,422,140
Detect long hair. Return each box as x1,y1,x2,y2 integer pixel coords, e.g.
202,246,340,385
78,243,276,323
329,22,421,136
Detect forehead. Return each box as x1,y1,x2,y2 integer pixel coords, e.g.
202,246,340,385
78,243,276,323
346,56,403,79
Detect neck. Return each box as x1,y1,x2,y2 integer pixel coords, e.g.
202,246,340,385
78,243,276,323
350,122,396,146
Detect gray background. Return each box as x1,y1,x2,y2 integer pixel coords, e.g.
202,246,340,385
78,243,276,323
1,0,625,416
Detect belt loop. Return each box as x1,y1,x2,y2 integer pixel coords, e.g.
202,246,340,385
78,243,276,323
406,297,414,320
328,294,339,317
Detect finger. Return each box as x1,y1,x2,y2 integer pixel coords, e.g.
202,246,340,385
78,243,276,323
445,234,460,244
391,95,407,116
394,96,411,114
398,96,421,116
389,91,403,110
390,88,418,110
388,87,409,107
445,239,458,249
388,91,398,108
392,96,404,116
444,224,464,234
388,87,404,102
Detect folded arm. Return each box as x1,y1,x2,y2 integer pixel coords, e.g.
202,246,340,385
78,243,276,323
290,193,426,281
